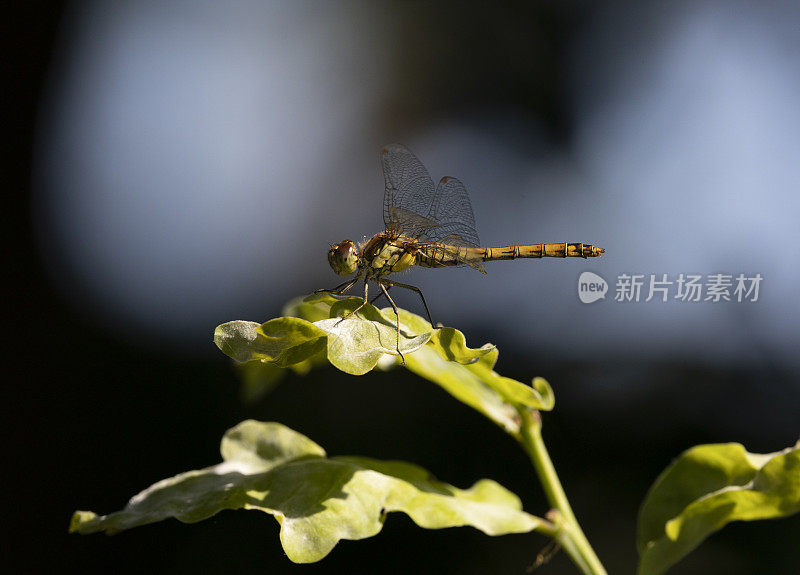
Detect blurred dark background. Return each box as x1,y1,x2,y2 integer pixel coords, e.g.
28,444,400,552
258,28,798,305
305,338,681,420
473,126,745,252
9,1,800,573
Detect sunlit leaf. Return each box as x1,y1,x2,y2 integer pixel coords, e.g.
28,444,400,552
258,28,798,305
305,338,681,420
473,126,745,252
283,294,334,323
404,345,553,435
637,441,800,575
215,294,554,422
71,420,543,563
315,297,431,375
214,318,327,367
216,294,433,376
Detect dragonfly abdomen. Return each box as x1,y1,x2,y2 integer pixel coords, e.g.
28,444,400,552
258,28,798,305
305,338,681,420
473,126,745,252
416,242,604,269
481,243,604,260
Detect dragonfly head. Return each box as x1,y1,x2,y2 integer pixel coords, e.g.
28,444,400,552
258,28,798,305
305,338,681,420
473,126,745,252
328,240,359,275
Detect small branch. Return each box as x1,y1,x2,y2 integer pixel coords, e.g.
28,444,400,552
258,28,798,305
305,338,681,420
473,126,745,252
516,408,607,575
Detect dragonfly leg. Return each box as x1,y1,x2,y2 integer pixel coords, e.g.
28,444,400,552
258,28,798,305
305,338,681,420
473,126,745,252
334,280,369,326
378,281,405,364
315,272,362,296
380,279,435,326
369,285,391,306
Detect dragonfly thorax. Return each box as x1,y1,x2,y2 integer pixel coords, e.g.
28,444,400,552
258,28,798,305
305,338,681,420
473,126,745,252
328,239,360,276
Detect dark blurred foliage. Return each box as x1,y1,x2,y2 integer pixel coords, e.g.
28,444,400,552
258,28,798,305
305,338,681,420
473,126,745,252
7,2,799,574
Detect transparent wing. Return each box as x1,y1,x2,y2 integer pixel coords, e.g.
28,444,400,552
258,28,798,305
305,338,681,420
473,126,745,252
381,145,480,249
427,176,480,247
381,144,439,239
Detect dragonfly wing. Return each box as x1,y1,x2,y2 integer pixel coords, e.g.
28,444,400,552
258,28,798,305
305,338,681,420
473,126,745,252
427,176,480,247
386,206,441,242
381,146,482,264
423,176,483,273
381,144,438,237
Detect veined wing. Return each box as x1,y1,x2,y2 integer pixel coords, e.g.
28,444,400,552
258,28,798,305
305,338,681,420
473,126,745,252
381,145,481,252
381,144,439,239
422,175,484,272
427,176,480,247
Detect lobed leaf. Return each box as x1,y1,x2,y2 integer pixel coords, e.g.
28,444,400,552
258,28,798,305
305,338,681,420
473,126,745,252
215,294,553,425
71,420,543,563
214,318,327,367
637,440,800,575
216,294,432,376
403,345,553,435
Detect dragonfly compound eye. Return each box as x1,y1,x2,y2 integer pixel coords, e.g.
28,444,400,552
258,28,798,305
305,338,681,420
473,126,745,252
328,240,358,275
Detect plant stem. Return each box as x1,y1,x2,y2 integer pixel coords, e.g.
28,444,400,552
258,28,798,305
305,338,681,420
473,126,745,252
517,408,607,575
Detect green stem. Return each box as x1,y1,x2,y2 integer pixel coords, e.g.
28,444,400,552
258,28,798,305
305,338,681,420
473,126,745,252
517,408,606,575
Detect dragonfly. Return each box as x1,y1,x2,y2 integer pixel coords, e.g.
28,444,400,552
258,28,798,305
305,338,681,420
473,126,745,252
321,144,604,361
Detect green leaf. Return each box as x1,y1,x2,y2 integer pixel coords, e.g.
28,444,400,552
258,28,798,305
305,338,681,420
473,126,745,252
215,294,433,376
71,420,543,563
283,294,335,323
428,327,495,364
314,302,431,375
404,345,553,434
215,294,554,426
214,318,327,367
385,307,554,427
383,306,495,365
637,440,800,575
